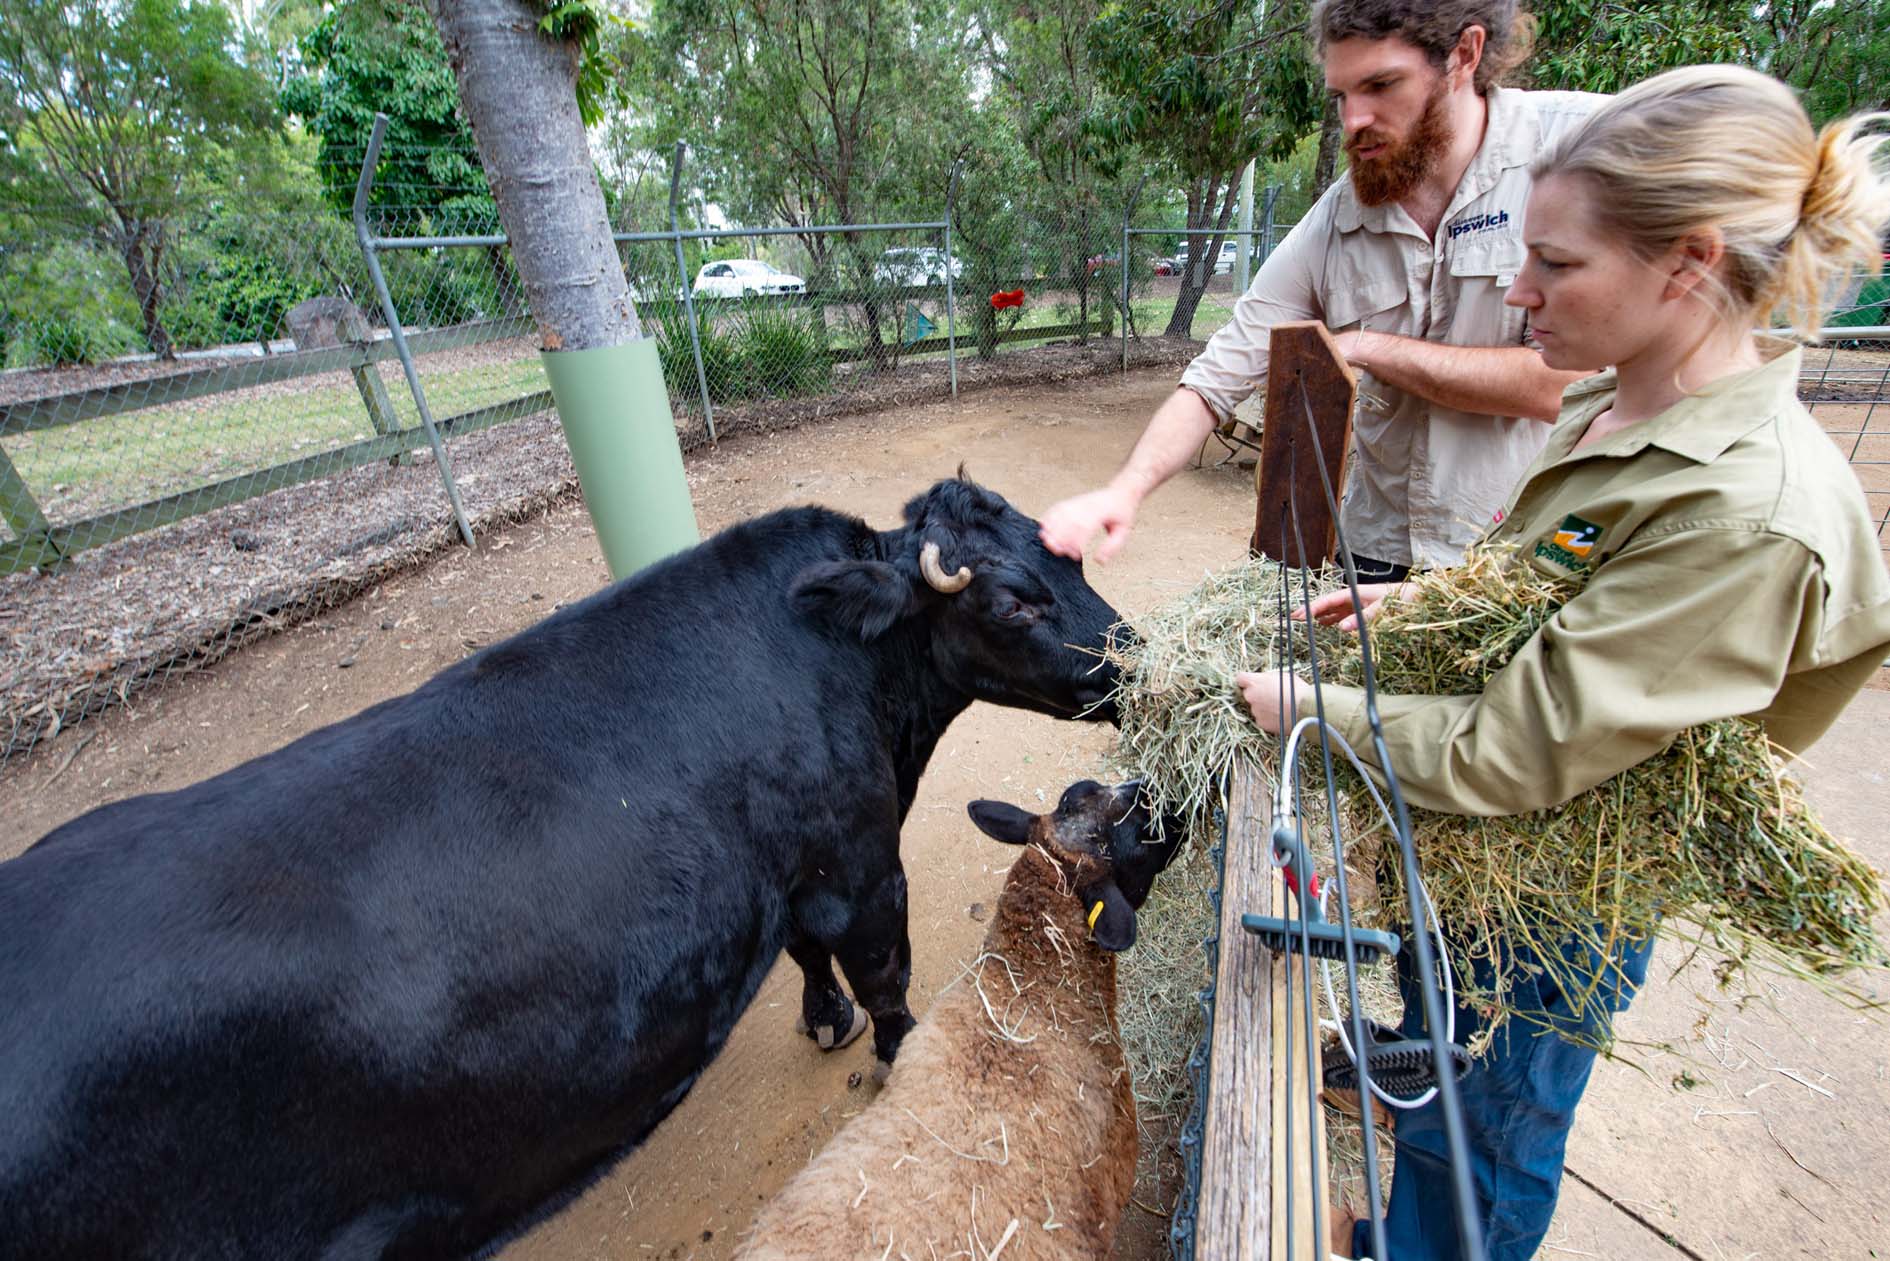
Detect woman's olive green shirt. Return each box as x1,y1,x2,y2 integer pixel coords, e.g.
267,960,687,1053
1313,340,1890,817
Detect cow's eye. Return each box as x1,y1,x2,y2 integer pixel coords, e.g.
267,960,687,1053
990,594,1034,623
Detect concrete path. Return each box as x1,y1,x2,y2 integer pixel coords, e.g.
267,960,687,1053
1548,688,1889,1259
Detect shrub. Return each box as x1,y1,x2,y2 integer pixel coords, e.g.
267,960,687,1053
5,315,140,368
653,301,834,406
1,241,142,368
653,310,743,403
166,250,323,349
736,301,831,396
379,252,494,329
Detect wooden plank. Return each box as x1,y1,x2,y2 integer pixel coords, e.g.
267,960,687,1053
0,317,535,437
1252,321,1356,565
0,390,553,576
1197,758,1330,1260
0,444,52,541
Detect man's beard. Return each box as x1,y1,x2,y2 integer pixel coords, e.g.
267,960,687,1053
1347,78,1453,208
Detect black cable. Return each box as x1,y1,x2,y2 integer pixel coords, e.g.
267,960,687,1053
1272,499,1310,1261
1295,373,1487,1260
1284,430,1390,1261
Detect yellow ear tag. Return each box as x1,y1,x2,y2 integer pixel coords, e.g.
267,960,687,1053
1087,900,1106,933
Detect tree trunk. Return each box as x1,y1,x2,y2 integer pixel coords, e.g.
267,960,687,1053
1165,187,1207,338
426,0,638,350
119,221,174,360
843,233,896,373
1165,177,1239,338
1314,97,1343,194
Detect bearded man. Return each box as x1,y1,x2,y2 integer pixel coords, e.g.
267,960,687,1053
1040,0,1600,582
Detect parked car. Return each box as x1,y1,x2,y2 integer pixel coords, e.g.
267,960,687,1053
692,259,806,298
874,247,963,287
1170,240,1241,277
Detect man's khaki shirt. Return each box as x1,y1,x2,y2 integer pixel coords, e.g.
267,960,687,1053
1315,341,1890,816
1181,86,1603,567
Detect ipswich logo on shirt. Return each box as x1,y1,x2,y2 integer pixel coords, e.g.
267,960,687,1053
1448,209,1512,240
1534,513,1602,571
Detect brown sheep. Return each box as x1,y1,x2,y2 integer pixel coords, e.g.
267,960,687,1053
735,780,1183,1261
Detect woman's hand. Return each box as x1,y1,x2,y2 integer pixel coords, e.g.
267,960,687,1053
1295,581,1412,632
1234,669,1298,735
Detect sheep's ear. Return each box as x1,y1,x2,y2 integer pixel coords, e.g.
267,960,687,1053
1083,881,1137,952
967,800,1035,845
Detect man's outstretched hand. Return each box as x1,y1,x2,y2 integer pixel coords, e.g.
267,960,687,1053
1038,485,1140,563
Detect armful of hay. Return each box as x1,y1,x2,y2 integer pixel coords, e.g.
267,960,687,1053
1105,548,1889,1055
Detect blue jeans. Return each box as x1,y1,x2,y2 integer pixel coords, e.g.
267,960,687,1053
1350,928,1656,1261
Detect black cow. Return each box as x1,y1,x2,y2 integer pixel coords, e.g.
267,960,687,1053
0,477,1123,1260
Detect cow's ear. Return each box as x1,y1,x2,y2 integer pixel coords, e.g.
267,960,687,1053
790,561,921,641
967,799,1036,845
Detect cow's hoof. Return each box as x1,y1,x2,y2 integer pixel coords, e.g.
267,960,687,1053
795,1004,868,1051
871,1058,894,1087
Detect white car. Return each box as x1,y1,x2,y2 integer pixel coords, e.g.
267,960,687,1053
874,247,963,287
692,259,806,298
1170,240,1241,276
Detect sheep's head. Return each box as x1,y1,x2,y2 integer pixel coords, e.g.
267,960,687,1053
965,780,1184,952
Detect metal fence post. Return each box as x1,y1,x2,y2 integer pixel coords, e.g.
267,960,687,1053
1120,175,1147,376
352,113,476,549
945,161,962,399
1120,214,1132,376
669,142,717,441
1235,161,1255,295
1261,185,1281,264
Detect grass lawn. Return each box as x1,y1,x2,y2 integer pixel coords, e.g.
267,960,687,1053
4,286,1229,534
5,353,549,524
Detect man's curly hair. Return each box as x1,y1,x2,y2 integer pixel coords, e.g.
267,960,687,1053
1310,0,1536,94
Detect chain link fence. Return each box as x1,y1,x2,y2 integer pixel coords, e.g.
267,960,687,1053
5,128,1887,770
1798,336,1890,566
0,134,1198,769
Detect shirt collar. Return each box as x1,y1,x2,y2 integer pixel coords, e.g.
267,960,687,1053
1554,338,1804,465
1333,86,1535,236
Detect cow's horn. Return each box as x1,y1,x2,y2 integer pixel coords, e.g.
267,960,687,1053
920,542,972,593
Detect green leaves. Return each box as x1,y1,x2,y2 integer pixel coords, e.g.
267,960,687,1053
0,0,282,217
0,0,288,353
280,0,478,219
1528,0,1751,95
639,0,977,239
530,0,632,125
1084,0,1320,180
1527,0,1890,123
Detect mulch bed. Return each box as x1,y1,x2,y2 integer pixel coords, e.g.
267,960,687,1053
0,354,254,408
1,336,1199,775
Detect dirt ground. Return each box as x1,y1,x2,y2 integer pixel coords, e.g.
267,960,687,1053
4,368,1887,1259
0,369,1252,1259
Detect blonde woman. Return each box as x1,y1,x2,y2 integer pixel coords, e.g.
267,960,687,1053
1238,66,1890,1260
